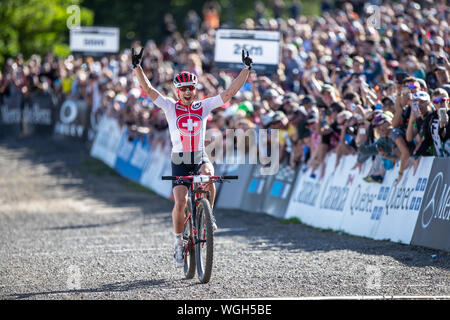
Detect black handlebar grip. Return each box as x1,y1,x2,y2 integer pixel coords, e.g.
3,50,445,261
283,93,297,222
161,176,176,180
223,175,238,179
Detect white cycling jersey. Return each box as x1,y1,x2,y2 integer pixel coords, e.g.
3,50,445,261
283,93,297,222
153,94,224,153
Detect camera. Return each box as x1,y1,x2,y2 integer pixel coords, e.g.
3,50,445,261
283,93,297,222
346,126,356,135
429,54,436,65
395,72,408,83
438,108,447,123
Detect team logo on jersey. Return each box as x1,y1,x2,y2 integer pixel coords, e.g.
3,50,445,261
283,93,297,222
191,102,202,111
176,114,202,136
175,104,188,111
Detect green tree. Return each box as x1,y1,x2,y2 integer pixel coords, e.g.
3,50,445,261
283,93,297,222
0,0,93,68
82,0,319,49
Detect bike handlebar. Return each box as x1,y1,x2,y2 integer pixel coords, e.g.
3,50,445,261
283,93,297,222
161,176,177,180
161,175,238,181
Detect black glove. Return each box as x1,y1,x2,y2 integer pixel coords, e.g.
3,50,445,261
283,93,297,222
131,47,144,69
242,50,253,70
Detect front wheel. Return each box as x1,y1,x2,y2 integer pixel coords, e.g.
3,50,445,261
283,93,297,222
195,198,214,284
183,198,196,279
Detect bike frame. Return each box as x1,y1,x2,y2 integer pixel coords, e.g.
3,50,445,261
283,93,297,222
182,176,219,258
161,174,238,268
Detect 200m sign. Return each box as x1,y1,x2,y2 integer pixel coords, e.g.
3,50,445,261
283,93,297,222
233,44,263,56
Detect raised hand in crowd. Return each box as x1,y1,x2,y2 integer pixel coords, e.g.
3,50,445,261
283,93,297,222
131,47,144,69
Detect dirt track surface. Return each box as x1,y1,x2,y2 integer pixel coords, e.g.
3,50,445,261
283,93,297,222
0,136,449,300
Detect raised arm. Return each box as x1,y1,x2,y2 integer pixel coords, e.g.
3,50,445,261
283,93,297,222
220,50,253,103
131,48,162,102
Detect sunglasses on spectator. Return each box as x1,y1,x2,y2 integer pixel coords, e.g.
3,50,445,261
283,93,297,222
407,83,418,89
179,86,196,92
433,97,448,104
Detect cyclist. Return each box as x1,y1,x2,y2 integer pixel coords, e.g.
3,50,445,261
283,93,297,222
132,48,253,267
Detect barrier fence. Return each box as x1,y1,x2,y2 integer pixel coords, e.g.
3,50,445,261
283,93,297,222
89,115,449,252
1,91,448,252
1,89,99,143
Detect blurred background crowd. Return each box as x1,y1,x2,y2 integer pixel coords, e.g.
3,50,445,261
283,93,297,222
1,0,449,182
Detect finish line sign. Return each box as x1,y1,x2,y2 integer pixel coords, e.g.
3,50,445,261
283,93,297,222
70,26,120,54
214,29,280,72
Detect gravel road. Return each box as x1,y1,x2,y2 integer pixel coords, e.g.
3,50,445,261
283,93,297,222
0,137,449,300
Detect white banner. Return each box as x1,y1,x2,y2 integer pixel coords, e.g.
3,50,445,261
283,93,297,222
70,27,119,53
285,153,434,244
214,29,280,71
90,116,122,167
140,141,173,199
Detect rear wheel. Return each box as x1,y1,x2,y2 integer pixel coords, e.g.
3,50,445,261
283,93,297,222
183,198,196,279
195,198,214,284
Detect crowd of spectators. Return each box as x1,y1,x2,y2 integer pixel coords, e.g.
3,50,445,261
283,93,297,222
1,0,449,183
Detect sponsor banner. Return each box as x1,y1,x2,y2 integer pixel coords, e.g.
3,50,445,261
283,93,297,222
371,157,433,244
286,152,434,245
114,129,150,182
285,153,351,230
0,85,22,137
87,108,103,142
411,158,450,251
340,157,433,244
140,140,173,199
54,99,89,140
90,116,123,167
212,162,226,201
70,27,120,54
262,162,299,218
22,92,55,136
215,164,253,209
214,29,280,72
240,164,270,213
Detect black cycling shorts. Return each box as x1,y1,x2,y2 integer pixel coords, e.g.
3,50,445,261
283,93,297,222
171,151,212,189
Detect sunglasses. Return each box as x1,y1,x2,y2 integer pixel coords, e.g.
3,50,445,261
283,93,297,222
179,86,196,92
433,97,448,104
407,83,418,89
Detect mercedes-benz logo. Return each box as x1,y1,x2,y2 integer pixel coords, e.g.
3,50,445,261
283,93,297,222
421,172,443,229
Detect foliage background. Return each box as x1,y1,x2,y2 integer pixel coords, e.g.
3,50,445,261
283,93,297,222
0,0,320,69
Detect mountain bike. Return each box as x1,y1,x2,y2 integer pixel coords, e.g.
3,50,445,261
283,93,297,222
162,174,238,283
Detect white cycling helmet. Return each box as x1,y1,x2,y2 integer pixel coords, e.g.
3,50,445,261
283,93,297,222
173,71,198,88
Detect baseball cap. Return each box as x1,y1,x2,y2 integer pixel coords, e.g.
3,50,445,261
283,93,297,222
272,111,287,123
382,96,395,104
412,91,430,102
237,101,254,117
417,78,427,90
372,113,392,126
263,89,279,99
353,56,364,64
283,92,298,103
432,36,444,47
301,95,316,105
440,84,450,96
435,65,447,72
344,57,353,67
321,83,334,93
262,112,275,126
367,110,382,122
